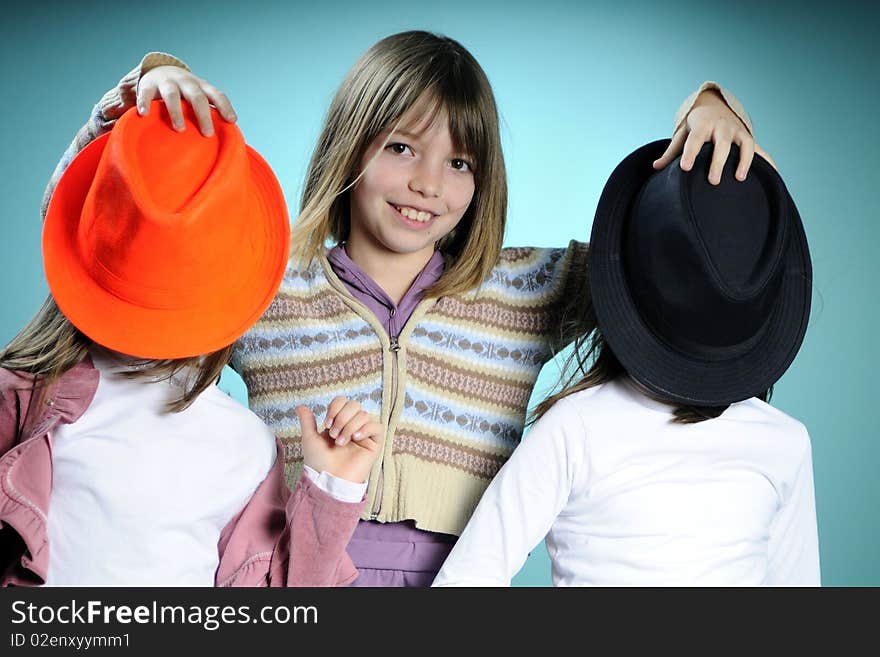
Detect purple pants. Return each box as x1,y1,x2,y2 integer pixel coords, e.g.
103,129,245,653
347,520,458,587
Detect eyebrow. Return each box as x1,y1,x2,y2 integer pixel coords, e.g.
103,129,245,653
388,128,423,140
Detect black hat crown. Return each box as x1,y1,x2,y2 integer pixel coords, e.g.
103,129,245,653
625,144,790,357
589,139,811,405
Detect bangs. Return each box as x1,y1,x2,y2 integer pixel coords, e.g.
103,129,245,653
366,40,497,177
437,80,490,173
386,94,482,170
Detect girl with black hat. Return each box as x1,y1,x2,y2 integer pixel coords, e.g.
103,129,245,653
434,142,818,586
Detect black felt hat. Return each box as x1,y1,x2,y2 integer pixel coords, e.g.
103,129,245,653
589,140,812,405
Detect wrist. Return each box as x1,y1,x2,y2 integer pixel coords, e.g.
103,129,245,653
139,52,190,77
303,465,367,503
692,88,725,108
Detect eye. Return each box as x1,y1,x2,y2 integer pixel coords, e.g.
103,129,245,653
450,158,473,173
386,142,413,156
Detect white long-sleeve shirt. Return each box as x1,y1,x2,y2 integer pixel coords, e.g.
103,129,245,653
433,378,820,586
46,347,366,586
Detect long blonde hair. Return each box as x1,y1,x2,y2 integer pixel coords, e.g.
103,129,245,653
292,30,507,298
0,297,233,413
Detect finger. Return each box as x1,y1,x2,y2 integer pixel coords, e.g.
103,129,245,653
295,405,319,439
334,410,372,447
755,143,778,171
734,136,755,181
708,138,732,186
680,126,711,172
653,126,688,170
327,400,363,440
353,422,385,452
204,84,237,122
357,422,385,443
137,80,159,115
323,396,349,432
158,82,185,131
181,81,214,136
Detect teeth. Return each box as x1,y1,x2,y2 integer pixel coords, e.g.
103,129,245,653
396,205,433,222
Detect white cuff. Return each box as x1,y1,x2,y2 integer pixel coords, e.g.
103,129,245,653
303,465,367,503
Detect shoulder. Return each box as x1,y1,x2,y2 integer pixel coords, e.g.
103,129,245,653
729,397,808,431
198,386,277,456
0,359,98,406
472,241,587,299
545,380,637,420
527,384,610,441
726,397,811,451
276,255,329,293
0,369,30,422
496,240,587,271
0,367,35,393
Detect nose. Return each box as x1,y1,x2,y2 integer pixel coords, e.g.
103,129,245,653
409,160,442,198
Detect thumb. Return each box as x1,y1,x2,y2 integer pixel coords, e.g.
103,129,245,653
295,405,319,439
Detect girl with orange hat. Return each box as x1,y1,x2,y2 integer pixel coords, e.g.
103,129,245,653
0,101,384,586
434,142,818,586
45,32,769,586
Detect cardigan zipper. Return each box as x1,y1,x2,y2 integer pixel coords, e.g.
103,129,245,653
371,334,400,519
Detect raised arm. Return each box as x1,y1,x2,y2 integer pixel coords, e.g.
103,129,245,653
40,53,233,221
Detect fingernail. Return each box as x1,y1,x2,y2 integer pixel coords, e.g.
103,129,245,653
353,431,362,440
335,437,345,446
329,427,338,438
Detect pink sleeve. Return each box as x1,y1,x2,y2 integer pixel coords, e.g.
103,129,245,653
215,439,364,587
269,473,364,587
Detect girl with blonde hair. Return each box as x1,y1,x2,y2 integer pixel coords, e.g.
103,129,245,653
47,30,764,586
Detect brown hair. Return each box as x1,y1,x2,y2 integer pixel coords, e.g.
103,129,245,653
291,30,507,298
0,296,233,413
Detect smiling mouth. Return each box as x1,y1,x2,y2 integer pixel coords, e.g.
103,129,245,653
393,204,435,223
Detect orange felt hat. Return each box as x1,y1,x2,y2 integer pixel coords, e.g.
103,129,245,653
42,101,290,359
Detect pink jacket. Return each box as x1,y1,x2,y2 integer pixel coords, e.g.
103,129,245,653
0,358,362,587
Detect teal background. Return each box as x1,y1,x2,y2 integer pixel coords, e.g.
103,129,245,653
1,0,877,585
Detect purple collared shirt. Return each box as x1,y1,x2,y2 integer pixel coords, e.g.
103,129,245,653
326,245,445,338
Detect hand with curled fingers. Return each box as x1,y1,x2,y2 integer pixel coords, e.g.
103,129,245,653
296,397,385,485
653,88,777,184
136,65,236,136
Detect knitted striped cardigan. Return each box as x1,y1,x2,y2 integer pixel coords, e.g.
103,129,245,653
231,243,589,535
